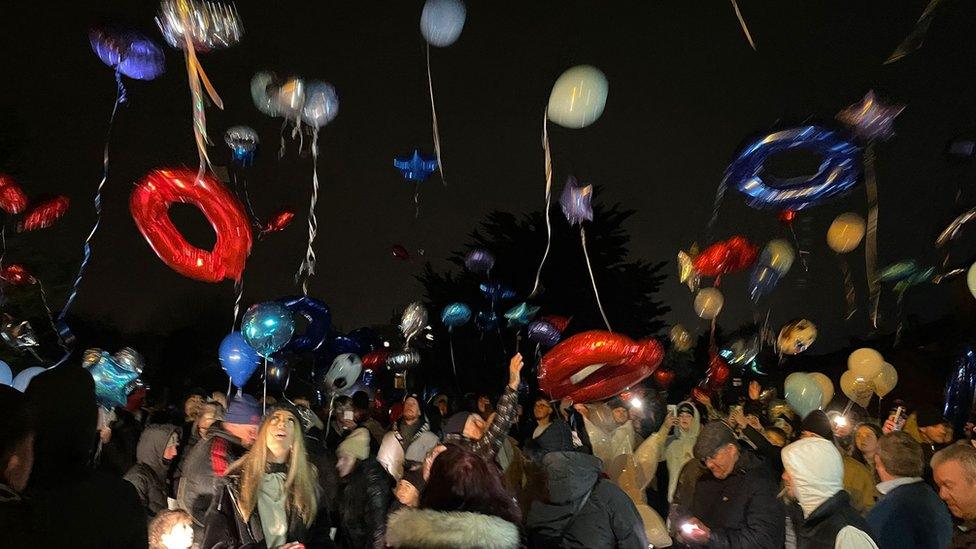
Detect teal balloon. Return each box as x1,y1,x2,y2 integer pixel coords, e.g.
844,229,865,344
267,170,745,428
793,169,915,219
504,302,540,327
784,373,824,419
441,302,472,330
242,302,296,358
86,353,139,409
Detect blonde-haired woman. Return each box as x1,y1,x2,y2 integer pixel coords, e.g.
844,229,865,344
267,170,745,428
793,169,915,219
202,404,334,549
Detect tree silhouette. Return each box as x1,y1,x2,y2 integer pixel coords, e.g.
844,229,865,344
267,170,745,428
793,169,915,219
418,189,670,395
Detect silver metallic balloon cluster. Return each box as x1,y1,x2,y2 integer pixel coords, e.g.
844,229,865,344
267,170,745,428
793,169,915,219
250,72,339,129
157,0,243,52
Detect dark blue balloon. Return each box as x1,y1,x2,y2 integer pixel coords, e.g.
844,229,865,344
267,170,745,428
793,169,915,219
527,320,561,347
278,296,331,353
945,347,976,434
219,332,261,388
725,126,862,211
347,327,381,354
441,302,472,330
464,249,495,274
480,282,516,303
393,149,438,182
89,28,165,81
331,335,365,358
748,264,781,302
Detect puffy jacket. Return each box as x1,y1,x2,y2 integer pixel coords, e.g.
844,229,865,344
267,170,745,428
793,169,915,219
782,437,879,549
672,445,784,549
201,469,335,549
377,418,439,480
386,508,521,549
124,423,181,518
177,422,248,527
444,386,519,463
335,457,391,549
843,455,877,513
526,451,648,549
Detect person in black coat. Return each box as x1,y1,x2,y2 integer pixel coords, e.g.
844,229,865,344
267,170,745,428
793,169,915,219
124,423,181,519
672,421,784,549
25,365,148,548
522,396,577,463
0,385,37,547
334,427,390,549
867,432,953,549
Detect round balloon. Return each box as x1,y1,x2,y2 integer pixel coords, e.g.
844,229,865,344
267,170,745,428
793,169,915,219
808,372,834,407
441,302,472,331
325,353,362,391
761,239,795,275
464,249,495,274
874,362,898,398
0,360,11,386
279,296,331,353
748,264,782,302
400,302,428,346
219,332,261,388
224,126,259,165
0,175,28,214
847,348,884,380
12,366,45,392
777,319,817,355
784,372,823,419
694,288,724,320
242,302,296,358
827,213,866,253
840,369,875,408
968,263,976,300
251,71,281,116
89,28,166,81
527,320,561,347
420,0,467,47
547,65,609,129
301,81,339,128
275,78,305,119
669,324,694,352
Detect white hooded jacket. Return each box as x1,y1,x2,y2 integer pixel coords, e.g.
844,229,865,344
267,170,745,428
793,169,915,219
662,400,701,502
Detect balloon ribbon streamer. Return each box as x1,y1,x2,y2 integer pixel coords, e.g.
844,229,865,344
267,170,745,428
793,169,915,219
295,130,321,295
836,253,857,320
729,0,757,50
529,113,553,298
427,44,446,185
864,144,880,329
580,226,613,332
179,4,224,180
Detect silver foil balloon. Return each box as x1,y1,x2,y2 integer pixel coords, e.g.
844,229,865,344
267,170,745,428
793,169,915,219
420,0,467,47
157,0,244,52
251,71,281,116
275,78,305,120
400,302,428,347
114,347,146,375
301,81,339,129
386,349,421,372
1,315,39,352
224,125,259,154
722,334,761,365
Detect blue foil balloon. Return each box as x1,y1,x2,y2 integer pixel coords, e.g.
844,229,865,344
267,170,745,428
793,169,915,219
527,320,561,347
441,302,472,330
11,366,45,393
420,0,467,47
279,296,331,353
347,327,381,354
504,302,540,327
749,264,781,302
86,352,139,409
242,302,296,358
559,176,594,226
480,282,516,303
945,347,976,434
725,126,862,211
0,360,11,386
219,332,262,388
394,150,438,182
464,249,495,274
89,28,166,81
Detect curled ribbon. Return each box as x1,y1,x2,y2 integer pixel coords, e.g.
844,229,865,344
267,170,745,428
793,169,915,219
529,111,553,298
178,1,224,179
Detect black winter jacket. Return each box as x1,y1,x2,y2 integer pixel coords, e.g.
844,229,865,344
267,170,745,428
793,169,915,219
124,423,181,518
201,469,335,549
526,451,647,549
177,422,249,527
335,457,391,549
790,490,878,549
672,447,784,549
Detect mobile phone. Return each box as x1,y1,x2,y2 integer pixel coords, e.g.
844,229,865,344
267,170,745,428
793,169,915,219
342,410,355,421
889,406,907,431
667,404,677,416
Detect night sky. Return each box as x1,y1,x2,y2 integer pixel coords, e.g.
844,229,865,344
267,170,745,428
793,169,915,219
2,1,975,357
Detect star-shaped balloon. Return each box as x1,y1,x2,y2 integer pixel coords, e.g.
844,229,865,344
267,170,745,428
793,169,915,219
504,302,540,327
677,250,700,292
559,176,593,226
86,352,139,409
393,149,438,182
479,282,516,303
836,90,905,142
1,315,39,353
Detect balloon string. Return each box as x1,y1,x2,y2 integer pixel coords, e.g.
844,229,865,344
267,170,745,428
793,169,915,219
414,181,421,219
864,143,880,329
787,221,809,272
60,71,126,326
279,120,288,159
232,276,244,331
705,180,726,242
729,0,757,50
178,4,223,180
230,169,262,229
894,291,906,347
36,279,69,352
296,130,320,296
426,44,446,185
580,226,613,332
262,355,268,414
530,113,553,298
226,377,233,400
837,253,857,320
449,335,460,391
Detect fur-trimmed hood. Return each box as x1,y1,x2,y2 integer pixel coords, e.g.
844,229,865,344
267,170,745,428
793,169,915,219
386,508,521,548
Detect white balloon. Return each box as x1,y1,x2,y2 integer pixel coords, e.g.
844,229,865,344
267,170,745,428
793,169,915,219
251,71,281,116
968,262,976,300
326,353,362,391
301,81,339,129
547,65,609,129
694,288,724,320
420,0,467,47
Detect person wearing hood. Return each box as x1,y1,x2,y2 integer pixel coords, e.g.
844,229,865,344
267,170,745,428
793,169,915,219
442,353,523,464
25,365,148,548
125,423,181,518
378,393,440,480
335,426,390,549
781,437,879,548
201,404,334,549
673,421,784,548
866,431,952,549
177,393,261,532
663,401,701,502
525,450,648,548
387,445,521,548
0,385,36,547
579,397,642,468
802,410,877,513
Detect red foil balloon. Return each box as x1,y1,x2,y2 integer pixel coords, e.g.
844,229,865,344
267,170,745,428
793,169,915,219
693,236,758,278
705,354,731,388
653,368,675,389
0,264,34,285
262,207,295,235
130,169,252,283
538,330,664,403
778,209,796,225
0,175,28,214
361,349,391,371
391,245,409,260
542,315,571,333
18,196,70,232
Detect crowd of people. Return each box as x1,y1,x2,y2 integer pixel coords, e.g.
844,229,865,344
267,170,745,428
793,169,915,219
1,352,975,549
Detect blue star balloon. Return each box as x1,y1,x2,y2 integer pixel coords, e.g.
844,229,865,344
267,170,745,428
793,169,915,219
504,302,540,327
479,282,516,303
836,90,905,142
86,352,139,409
393,149,438,182
559,176,593,226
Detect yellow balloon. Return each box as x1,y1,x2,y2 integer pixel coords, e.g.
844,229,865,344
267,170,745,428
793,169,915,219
827,213,866,253
840,370,875,408
547,65,609,129
809,372,834,406
847,347,884,380
967,262,976,300
276,78,306,119
669,324,693,352
764,239,795,275
874,362,898,397
693,288,724,320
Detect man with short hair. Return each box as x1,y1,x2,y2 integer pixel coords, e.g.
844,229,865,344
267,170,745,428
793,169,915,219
377,393,439,480
866,431,952,549
894,405,955,485
932,442,976,548
672,421,784,548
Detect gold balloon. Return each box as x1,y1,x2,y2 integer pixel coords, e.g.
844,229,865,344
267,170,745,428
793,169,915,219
874,362,898,397
827,212,866,253
777,319,818,355
808,372,834,406
764,239,795,275
275,78,306,119
547,65,609,129
693,288,723,320
669,324,694,352
847,348,884,380
840,370,875,408
967,262,976,300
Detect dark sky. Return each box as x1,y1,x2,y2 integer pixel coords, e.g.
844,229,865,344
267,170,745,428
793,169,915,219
2,1,975,355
